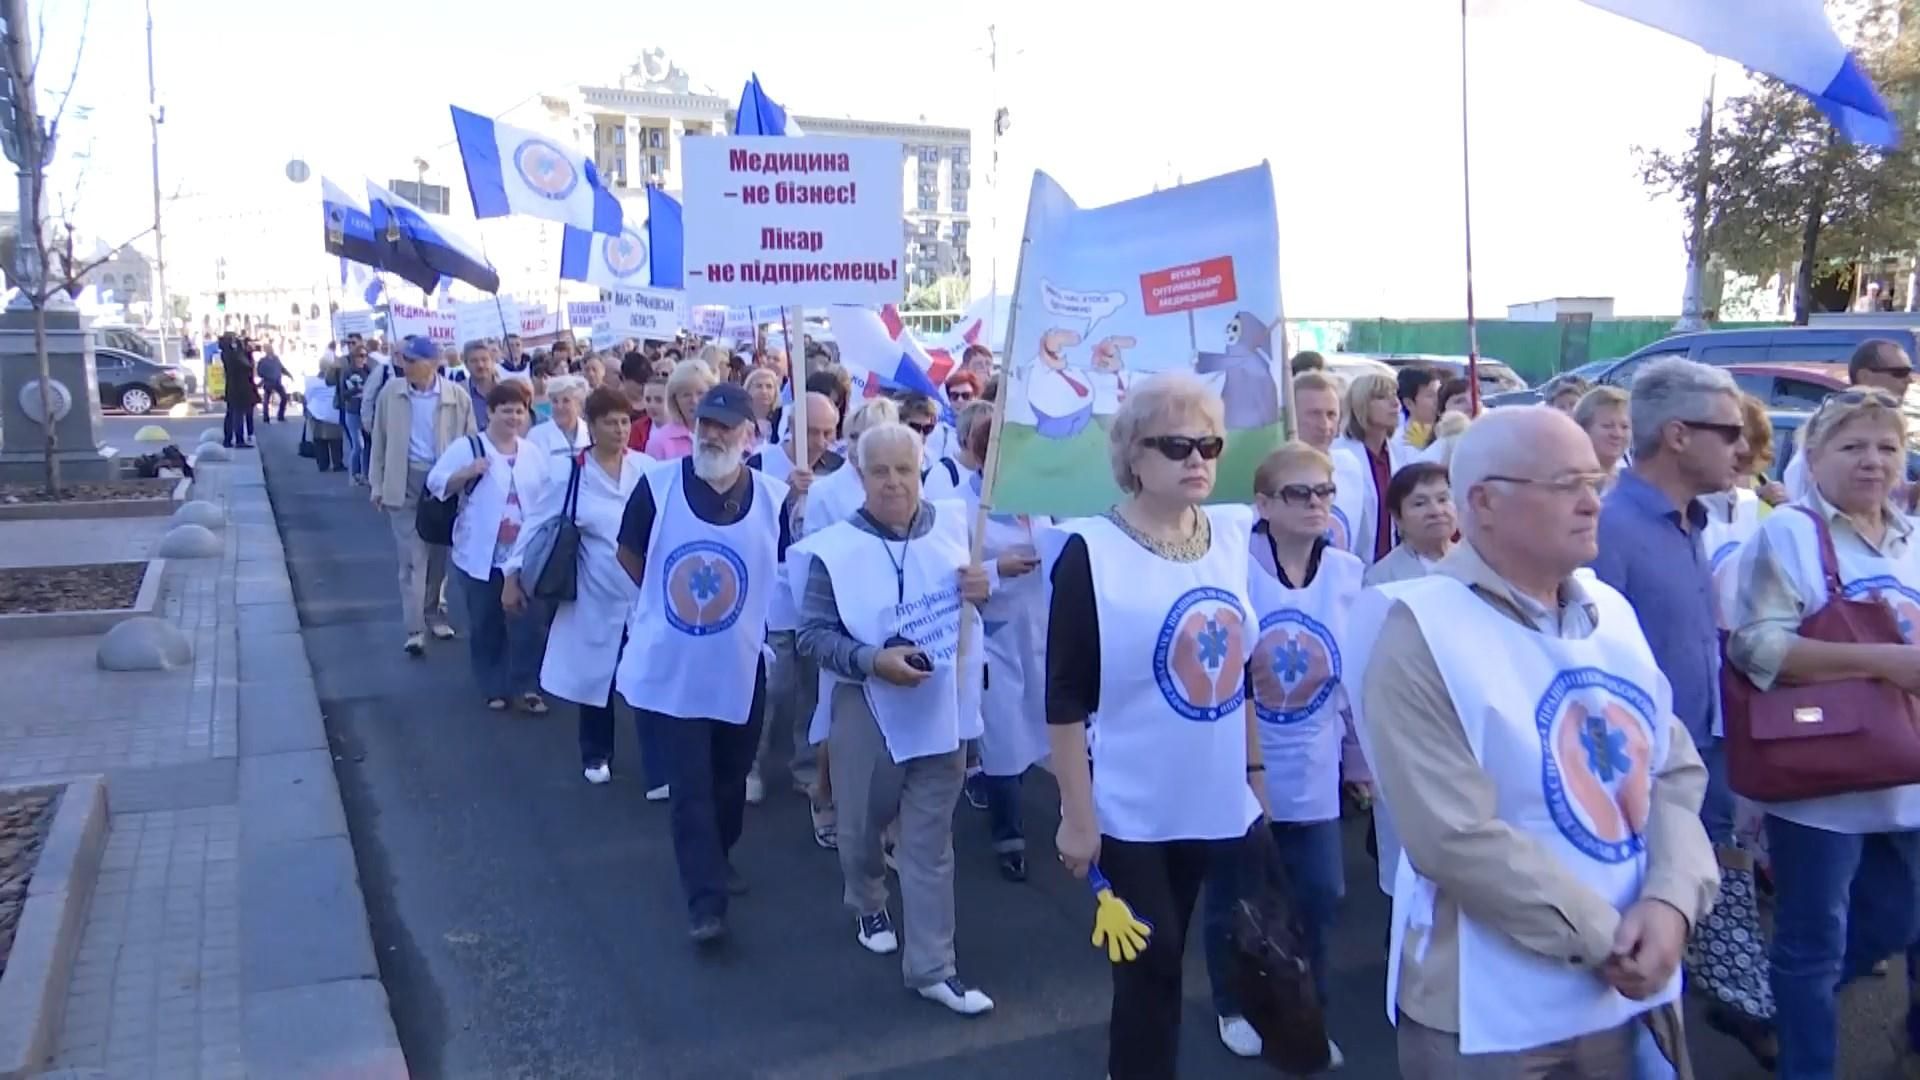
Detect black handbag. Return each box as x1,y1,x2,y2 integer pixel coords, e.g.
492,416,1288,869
1225,829,1332,1074
528,453,585,603
297,417,315,458
415,434,484,545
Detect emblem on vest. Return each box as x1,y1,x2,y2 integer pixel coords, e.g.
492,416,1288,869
1326,506,1351,551
1152,587,1247,722
662,541,749,636
1843,574,1920,642
1709,540,1740,570
1535,668,1655,864
514,137,579,199
1250,609,1341,725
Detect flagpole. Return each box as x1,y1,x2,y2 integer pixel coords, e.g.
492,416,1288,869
1458,0,1483,414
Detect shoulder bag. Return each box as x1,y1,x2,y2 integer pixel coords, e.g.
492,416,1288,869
1722,505,1920,801
522,452,585,603
415,434,484,545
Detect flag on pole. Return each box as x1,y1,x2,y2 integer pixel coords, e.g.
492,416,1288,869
1580,0,1899,146
830,304,949,408
560,187,684,289
733,74,804,136
364,277,385,306
323,176,438,292
367,180,500,294
450,105,625,233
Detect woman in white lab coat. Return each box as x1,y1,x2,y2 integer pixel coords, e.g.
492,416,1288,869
506,387,660,784
428,382,551,712
525,374,594,461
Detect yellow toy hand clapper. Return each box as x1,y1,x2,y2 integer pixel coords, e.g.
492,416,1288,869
1088,865,1154,963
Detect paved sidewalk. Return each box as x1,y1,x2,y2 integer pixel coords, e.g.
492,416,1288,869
0,452,405,1079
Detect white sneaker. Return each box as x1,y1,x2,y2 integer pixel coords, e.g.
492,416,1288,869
583,763,610,785
917,976,994,1016
1218,1015,1262,1058
856,911,898,955
402,633,425,657
745,770,764,805
645,783,670,802
1326,1038,1345,1069
428,623,456,641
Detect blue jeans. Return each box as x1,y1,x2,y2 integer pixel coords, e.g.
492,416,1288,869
981,772,1024,853
577,633,668,787
457,569,541,701
1697,735,1734,846
342,412,367,476
1203,818,1345,1015
1767,815,1920,1078
655,664,766,923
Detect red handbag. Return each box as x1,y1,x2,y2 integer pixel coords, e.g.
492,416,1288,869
1722,506,1920,802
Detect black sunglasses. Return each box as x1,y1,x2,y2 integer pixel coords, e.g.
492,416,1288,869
1865,364,1915,380
1141,435,1225,462
906,419,937,436
1267,482,1336,505
1680,420,1745,444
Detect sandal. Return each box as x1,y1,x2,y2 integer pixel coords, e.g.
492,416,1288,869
811,800,838,850
520,693,550,715
486,697,509,711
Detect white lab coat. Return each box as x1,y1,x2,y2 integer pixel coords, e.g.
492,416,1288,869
508,449,654,707
428,432,552,582
526,417,591,461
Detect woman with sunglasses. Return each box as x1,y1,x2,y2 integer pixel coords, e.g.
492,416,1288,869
1724,387,1920,1076
1042,372,1267,1080
1201,441,1359,1065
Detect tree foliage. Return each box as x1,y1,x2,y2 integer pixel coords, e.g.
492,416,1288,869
1638,0,1920,321
903,274,970,312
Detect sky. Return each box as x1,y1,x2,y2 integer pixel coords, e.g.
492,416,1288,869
25,0,1730,319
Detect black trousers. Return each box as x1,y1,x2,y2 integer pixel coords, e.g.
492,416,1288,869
259,381,288,421
655,664,766,923
1100,834,1230,1080
222,401,252,446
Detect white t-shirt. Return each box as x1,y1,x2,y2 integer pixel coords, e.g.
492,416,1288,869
406,380,441,466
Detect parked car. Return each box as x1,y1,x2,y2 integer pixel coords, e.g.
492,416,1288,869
1770,408,1920,484
93,324,197,393
1370,353,1528,395
95,346,187,415
1724,362,1849,411
1483,357,1616,407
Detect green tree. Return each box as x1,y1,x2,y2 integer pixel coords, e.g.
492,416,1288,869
1639,1,1920,323
903,274,970,312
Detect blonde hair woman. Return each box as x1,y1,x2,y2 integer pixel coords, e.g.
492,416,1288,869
646,358,714,460
1329,371,1413,567
1573,386,1632,487
1043,371,1266,1080
1724,389,1920,1075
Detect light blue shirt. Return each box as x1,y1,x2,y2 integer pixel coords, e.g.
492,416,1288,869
406,380,440,466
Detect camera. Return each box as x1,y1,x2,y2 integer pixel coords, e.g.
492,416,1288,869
885,634,934,673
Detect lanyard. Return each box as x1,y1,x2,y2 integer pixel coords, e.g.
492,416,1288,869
859,506,918,605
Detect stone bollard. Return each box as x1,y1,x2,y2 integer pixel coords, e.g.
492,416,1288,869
170,500,225,530
97,616,193,671
197,428,225,446
195,445,231,463
157,523,221,558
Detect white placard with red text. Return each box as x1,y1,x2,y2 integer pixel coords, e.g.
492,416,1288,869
388,303,457,350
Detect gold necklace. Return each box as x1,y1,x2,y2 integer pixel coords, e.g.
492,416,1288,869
1105,504,1211,563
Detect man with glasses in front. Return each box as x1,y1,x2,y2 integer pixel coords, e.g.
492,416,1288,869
1783,338,1913,502
1587,359,1777,1070
1351,405,1718,1079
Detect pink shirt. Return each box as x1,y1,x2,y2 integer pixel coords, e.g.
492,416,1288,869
644,421,693,460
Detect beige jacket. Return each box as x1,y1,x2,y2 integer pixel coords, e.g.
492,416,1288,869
368,375,475,509
1363,541,1717,1069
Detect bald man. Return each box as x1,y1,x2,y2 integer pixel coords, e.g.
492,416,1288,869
1350,407,1717,1079
749,391,845,804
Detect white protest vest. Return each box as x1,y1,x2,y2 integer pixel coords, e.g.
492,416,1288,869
1747,505,1920,832
1385,575,1680,1054
1041,506,1263,842
1700,487,1761,574
805,500,985,763
1345,585,1411,897
1246,539,1365,824
751,443,800,632
617,463,786,725
959,469,1052,778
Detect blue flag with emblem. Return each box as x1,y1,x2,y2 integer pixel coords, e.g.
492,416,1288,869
450,105,625,233
733,74,803,137
324,176,437,293
367,179,500,294
560,186,683,290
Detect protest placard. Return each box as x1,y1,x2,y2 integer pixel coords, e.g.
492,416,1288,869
331,310,375,341
680,136,905,307
389,303,457,350
993,163,1285,517
690,306,726,337
566,302,609,328
607,287,687,338
452,298,517,345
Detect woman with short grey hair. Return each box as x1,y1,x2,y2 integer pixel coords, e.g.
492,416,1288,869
526,374,593,460
792,419,996,1016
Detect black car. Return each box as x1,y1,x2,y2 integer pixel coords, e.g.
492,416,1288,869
95,346,187,415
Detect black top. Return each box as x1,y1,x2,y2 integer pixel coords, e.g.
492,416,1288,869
747,447,844,559
1253,520,1328,589
617,458,788,588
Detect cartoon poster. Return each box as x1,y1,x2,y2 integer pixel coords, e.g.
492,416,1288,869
995,163,1286,517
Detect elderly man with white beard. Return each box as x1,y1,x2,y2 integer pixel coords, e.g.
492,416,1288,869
616,383,791,948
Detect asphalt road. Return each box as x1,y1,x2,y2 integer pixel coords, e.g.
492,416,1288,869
255,420,1904,1080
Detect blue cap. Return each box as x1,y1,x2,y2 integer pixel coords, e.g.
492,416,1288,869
694,383,754,427
402,335,438,362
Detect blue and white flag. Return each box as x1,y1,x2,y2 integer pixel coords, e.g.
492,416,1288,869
1582,0,1899,146
450,105,624,234
324,176,437,292
367,180,500,294
560,186,684,290
364,277,386,305
733,74,803,136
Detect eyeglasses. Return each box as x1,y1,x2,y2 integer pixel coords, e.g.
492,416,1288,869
1484,472,1609,498
1680,420,1745,444
1865,365,1915,380
1823,387,1904,409
1140,434,1226,461
1265,482,1337,505
906,419,937,436
948,389,975,403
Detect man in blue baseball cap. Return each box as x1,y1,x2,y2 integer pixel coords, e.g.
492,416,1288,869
615,381,790,947
369,333,476,655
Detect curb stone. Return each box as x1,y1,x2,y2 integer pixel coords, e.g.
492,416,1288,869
0,776,108,1080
